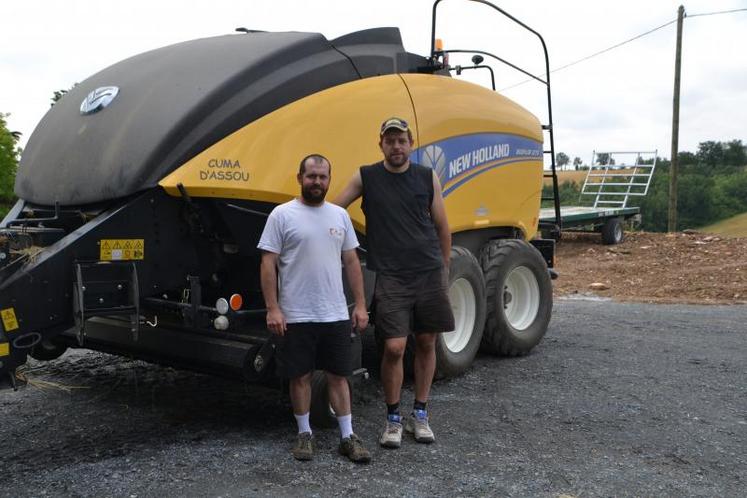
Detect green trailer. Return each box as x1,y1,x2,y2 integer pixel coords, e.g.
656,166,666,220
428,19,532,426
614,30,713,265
540,150,657,244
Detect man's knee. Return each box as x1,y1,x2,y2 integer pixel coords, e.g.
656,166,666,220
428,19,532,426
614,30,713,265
383,338,407,360
290,371,313,386
415,333,437,353
326,372,348,389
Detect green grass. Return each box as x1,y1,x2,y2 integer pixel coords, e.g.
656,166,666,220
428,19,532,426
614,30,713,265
699,212,747,237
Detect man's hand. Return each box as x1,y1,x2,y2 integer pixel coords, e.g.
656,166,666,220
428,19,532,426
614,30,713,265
351,304,369,332
266,307,287,336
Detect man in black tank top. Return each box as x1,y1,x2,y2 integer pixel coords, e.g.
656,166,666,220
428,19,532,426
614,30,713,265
335,117,455,448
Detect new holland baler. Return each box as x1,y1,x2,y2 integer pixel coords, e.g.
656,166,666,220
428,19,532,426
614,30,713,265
0,2,558,416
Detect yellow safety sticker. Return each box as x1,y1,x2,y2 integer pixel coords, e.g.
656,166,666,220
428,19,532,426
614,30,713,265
1,308,19,332
100,239,145,261
0,342,8,357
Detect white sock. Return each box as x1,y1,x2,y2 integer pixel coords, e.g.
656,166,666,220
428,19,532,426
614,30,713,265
294,412,311,434
337,414,353,439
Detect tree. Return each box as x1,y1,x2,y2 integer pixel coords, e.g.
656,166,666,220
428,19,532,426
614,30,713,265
573,156,582,170
677,151,697,166
596,153,615,166
696,141,722,167
0,113,20,212
51,84,78,106
723,139,746,166
555,152,569,170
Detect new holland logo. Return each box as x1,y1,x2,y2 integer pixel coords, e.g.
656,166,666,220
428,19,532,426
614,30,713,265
421,144,446,171
80,86,119,115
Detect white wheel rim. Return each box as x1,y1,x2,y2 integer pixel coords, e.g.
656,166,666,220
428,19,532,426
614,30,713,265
504,266,540,330
444,277,476,353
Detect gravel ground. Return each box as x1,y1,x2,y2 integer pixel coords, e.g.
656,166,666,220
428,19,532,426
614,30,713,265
1,300,745,497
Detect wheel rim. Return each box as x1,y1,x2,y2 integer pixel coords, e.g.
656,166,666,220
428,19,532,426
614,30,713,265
503,266,540,331
614,223,623,242
444,277,476,353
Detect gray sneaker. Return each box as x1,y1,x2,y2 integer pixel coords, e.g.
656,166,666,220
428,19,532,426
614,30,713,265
405,410,435,443
339,433,372,464
379,419,403,448
291,432,314,461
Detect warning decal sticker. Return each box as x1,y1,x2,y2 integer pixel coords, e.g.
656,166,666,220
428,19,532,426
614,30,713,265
1,308,19,332
100,239,145,261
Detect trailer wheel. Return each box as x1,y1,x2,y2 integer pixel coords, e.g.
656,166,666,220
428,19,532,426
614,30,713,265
480,239,552,356
310,370,351,429
601,217,624,245
29,339,68,361
436,246,486,378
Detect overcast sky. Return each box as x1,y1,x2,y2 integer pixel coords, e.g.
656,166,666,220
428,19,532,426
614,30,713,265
2,0,745,166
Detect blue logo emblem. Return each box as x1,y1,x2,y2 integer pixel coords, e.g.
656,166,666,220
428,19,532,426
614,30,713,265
420,144,446,172
80,86,119,115
413,133,543,198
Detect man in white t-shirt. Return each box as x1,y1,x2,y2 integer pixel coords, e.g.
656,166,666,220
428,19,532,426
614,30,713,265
258,154,371,463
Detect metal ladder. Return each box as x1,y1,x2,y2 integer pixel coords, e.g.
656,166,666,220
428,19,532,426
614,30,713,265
73,261,140,345
581,150,658,208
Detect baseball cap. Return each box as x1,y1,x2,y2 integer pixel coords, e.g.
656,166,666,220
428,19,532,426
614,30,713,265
380,117,409,135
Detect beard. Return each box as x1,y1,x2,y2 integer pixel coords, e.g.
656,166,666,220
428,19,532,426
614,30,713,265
301,184,327,204
385,151,409,168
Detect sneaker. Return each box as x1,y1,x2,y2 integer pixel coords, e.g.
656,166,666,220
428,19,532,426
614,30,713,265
291,432,314,461
405,409,435,443
379,416,403,448
338,433,371,463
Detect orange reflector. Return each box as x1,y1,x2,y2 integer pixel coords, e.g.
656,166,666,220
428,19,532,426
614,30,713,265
230,293,243,311
435,38,444,51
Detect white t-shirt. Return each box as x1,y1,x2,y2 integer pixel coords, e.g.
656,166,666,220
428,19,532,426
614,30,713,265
257,199,359,323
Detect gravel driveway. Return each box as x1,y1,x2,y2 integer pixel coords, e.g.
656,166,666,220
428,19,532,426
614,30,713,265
1,300,745,497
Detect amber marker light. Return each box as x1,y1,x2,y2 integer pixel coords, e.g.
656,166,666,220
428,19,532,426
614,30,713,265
230,293,243,311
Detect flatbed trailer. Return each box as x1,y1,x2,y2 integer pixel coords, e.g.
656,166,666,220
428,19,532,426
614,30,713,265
539,206,640,245
540,150,657,244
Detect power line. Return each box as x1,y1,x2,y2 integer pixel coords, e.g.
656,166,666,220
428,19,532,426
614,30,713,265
688,8,747,18
498,7,747,92
499,18,676,91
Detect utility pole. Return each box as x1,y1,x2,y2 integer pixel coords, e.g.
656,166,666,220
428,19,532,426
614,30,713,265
668,5,685,232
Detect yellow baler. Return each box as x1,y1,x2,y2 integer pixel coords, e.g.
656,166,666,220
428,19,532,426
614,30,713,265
0,2,555,420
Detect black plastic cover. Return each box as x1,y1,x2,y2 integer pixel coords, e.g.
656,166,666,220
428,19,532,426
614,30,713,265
17,28,422,206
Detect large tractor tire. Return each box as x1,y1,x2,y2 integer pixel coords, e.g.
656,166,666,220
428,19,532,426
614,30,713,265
480,239,552,356
436,246,486,378
601,217,624,245
309,370,352,429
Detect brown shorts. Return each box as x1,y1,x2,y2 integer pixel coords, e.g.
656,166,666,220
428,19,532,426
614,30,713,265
374,268,455,339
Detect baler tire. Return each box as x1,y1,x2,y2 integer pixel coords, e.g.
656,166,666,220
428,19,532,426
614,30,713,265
602,217,624,245
480,239,552,356
436,246,486,378
29,339,68,362
310,370,352,429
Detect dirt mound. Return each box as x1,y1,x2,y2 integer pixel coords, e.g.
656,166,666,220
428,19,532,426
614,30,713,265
553,231,747,304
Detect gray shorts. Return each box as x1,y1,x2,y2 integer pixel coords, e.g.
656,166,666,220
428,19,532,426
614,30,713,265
373,268,455,339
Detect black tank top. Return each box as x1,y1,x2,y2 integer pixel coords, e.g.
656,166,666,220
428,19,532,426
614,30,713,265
360,161,443,274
